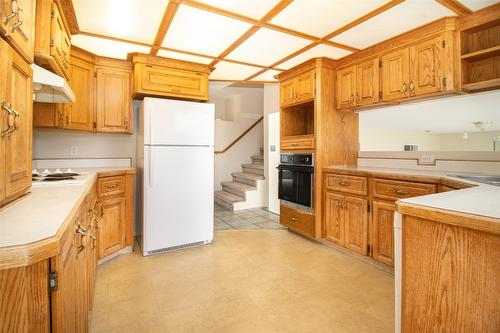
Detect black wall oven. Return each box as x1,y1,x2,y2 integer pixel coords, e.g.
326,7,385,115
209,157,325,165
277,153,314,209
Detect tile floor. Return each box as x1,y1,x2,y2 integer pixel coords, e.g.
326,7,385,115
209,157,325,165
90,230,394,333
214,206,285,230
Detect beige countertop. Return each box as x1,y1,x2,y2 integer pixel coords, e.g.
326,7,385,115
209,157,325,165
323,166,500,232
0,168,135,268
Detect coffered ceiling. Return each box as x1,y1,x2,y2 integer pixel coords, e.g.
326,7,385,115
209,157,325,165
69,0,498,82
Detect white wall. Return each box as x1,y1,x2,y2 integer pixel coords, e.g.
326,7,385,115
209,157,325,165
263,84,280,214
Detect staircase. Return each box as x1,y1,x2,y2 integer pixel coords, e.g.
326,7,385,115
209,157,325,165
215,148,265,211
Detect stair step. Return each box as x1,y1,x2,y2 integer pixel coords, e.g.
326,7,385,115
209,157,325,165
214,191,245,211
222,181,256,197
242,163,264,175
232,172,264,186
251,155,263,165
259,147,264,153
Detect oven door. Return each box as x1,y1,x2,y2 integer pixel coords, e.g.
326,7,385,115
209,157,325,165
277,165,314,208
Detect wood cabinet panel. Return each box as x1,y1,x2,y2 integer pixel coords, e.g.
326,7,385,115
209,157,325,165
33,102,61,128
96,68,131,133
280,204,315,237
336,66,356,109
344,196,368,255
295,70,315,103
372,201,395,266
325,174,367,196
0,0,36,63
2,42,32,201
356,58,379,106
280,134,315,151
280,79,295,106
373,178,436,201
98,175,125,198
98,196,126,258
409,36,443,96
324,191,344,245
382,48,410,101
63,58,94,131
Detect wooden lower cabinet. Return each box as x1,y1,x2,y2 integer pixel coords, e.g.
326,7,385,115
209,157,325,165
371,201,395,266
324,191,368,255
280,204,315,238
98,196,126,258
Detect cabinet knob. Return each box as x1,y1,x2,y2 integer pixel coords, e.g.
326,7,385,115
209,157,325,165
409,81,415,96
402,82,408,94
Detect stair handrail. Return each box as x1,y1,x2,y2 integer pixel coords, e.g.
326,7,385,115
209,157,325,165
214,116,264,154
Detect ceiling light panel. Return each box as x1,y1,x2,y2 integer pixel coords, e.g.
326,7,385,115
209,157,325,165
162,5,252,57
279,44,353,69
73,0,168,44
226,28,310,66
458,0,498,11
71,35,150,59
270,0,388,37
210,61,263,81
250,69,281,81
331,0,455,49
194,0,281,19
157,49,213,64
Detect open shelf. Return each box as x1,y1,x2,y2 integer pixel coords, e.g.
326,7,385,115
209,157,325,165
462,78,500,91
281,101,314,137
461,45,500,62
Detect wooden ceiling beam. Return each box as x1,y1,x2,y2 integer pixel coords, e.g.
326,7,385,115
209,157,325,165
59,0,80,34
180,0,258,25
79,31,152,48
150,0,181,55
435,0,472,16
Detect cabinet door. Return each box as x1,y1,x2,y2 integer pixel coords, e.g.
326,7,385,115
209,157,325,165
0,0,36,63
382,48,410,101
280,78,295,107
96,68,131,133
344,196,368,255
63,58,95,131
3,44,32,200
372,201,395,266
60,31,71,79
33,102,63,128
295,70,315,103
98,196,126,259
50,2,65,72
409,36,443,96
324,192,344,245
336,66,356,109
356,58,379,106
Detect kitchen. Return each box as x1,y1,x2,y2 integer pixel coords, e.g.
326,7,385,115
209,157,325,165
1,0,499,332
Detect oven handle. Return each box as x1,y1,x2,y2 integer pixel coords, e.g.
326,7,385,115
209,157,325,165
277,165,314,173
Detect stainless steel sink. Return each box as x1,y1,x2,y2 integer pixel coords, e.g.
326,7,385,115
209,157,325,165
449,175,500,187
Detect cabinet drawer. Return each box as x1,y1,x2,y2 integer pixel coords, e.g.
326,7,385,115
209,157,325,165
373,178,436,201
280,204,314,237
325,174,367,196
136,63,208,100
281,136,315,150
98,176,125,198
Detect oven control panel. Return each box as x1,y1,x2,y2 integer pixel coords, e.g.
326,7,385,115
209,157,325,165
280,153,314,166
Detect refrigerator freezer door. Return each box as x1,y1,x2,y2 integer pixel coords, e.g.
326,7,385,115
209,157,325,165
143,145,214,254
143,97,214,146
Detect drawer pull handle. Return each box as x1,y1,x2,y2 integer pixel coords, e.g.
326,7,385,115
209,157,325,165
290,217,299,221
339,181,350,186
106,184,119,189
394,189,409,195
76,245,85,254
171,88,181,92
90,235,96,250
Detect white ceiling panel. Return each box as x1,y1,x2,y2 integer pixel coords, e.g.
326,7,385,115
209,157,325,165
331,0,455,49
457,0,498,11
195,0,281,19
73,0,168,44
279,44,353,69
270,0,388,37
162,5,252,57
210,61,262,81
226,28,310,66
250,69,281,81
157,49,213,64
71,35,150,59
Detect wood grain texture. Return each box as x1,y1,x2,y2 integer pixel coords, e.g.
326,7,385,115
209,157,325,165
372,178,436,201
125,174,135,246
402,215,500,332
371,200,395,266
325,174,368,196
435,0,472,16
0,0,36,63
150,0,180,55
344,195,368,255
280,204,315,237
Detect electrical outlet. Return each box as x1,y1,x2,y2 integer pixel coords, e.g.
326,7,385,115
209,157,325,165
70,146,79,156
419,155,435,165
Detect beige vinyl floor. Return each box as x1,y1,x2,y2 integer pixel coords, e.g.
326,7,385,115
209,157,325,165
90,230,394,333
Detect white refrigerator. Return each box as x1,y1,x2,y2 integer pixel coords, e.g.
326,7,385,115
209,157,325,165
137,97,214,256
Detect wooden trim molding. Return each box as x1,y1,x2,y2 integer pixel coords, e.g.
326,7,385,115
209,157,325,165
435,0,472,16
150,0,180,55
59,0,79,34
214,117,263,154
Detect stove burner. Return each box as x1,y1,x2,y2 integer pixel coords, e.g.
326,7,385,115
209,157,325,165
42,176,76,181
46,173,80,177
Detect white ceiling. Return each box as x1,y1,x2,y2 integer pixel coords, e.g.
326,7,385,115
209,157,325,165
71,0,496,82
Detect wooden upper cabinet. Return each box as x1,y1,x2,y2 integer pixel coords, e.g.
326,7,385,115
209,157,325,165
0,0,36,63
372,201,395,266
336,66,356,109
409,36,443,96
63,57,95,131
33,102,62,128
343,196,368,255
280,69,315,107
0,40,32,204
96,67,132,133
382,48,410,101
356,58,379,106
98,196,126,259
324,191,344,245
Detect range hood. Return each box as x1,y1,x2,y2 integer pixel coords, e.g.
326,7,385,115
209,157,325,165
31,64,75,103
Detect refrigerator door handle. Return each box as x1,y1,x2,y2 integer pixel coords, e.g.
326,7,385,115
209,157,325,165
149,148,153,187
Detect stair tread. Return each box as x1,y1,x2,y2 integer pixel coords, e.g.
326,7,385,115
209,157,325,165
242,163,264,169
251,155,263,159
232,172,265,180
215,190,245,203
222,181,256,191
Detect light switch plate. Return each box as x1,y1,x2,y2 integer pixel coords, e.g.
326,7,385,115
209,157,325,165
270,145,276,152
419,155,435,165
